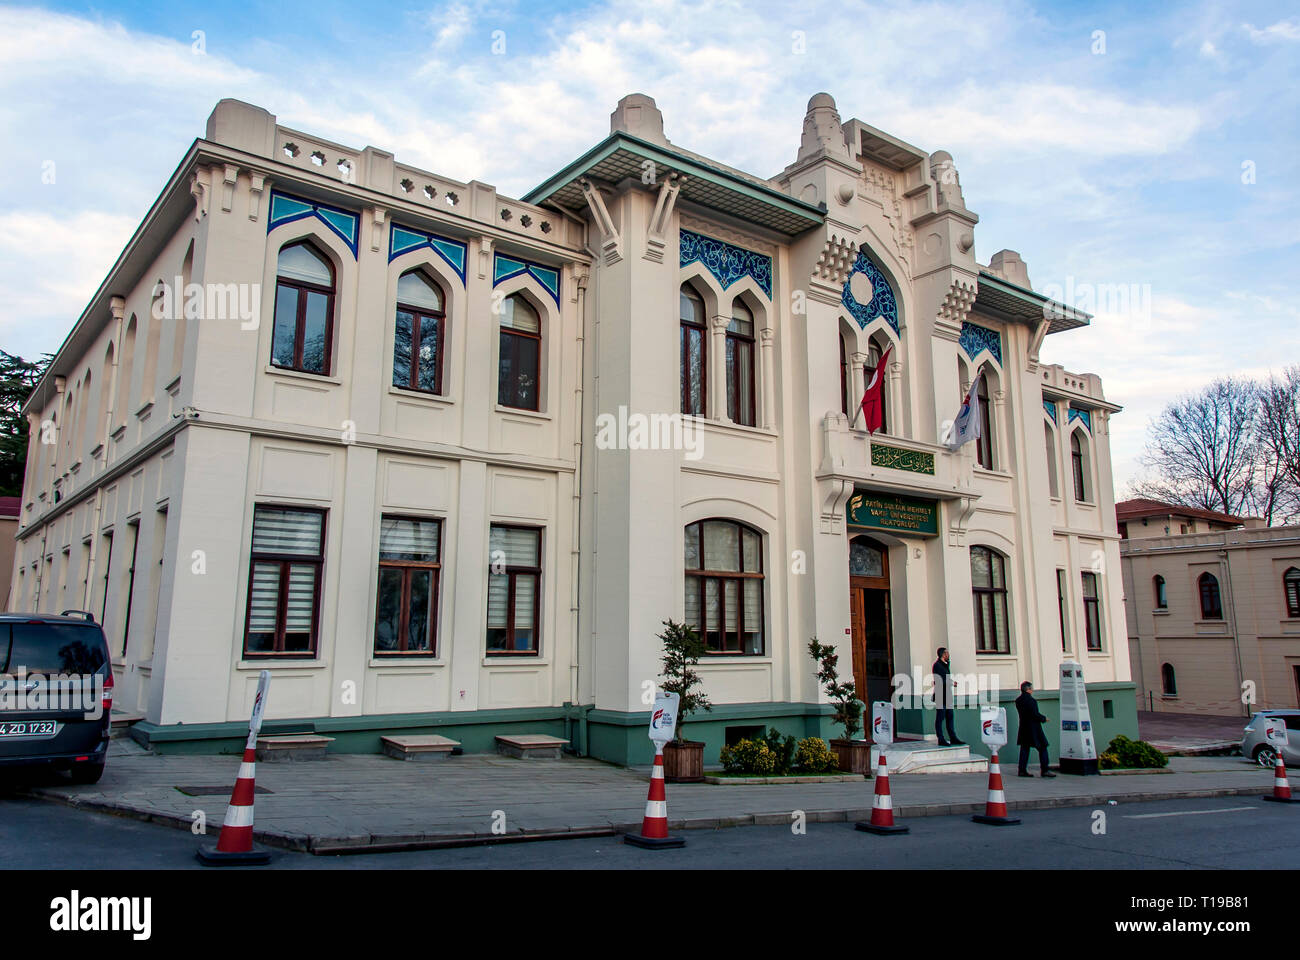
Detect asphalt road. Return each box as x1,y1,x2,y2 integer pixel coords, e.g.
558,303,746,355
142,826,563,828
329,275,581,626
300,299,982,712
1,793,1296,869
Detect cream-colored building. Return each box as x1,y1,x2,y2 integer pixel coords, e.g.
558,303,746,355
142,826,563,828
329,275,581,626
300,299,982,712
8,93,1137,762
1120,500,1300,716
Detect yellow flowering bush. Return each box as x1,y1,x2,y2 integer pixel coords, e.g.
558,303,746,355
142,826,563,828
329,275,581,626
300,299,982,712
720,739,777,775
794,737,840,773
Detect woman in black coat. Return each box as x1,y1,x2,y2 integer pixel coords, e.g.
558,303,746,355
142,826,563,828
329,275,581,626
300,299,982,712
1014,681,1056,777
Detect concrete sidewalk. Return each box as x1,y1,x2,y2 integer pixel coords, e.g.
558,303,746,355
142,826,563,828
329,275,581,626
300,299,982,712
13,741,1280,854
1137,711,1248,755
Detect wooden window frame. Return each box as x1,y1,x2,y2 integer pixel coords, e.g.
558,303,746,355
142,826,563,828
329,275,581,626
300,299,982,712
1161,662,1177,696
1198,572,1223,620
684,519,765,656
1082,570,1102,650
374,514,442,656
725,307,756,427
975,376,993,470
271,242,336,376
1071,433,1088,502
971,545,1009,654
1154,574,1167,610
242,505,326,658
839,334,849,416
485,523,542,656
393,275,447,395
680,287,707,417
1056,568,1069,651
1284,568,1300,619
497,296,541,412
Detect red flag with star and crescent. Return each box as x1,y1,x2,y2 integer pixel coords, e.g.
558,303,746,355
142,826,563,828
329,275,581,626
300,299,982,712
858,345,893,434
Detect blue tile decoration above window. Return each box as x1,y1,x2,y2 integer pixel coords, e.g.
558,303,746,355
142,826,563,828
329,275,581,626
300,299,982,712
841,250,899,335
1068,406,1092,430
389,226,467,284
493,254,560,306
268,191,359,257
679,229,773,299
959,321,1003,366
1043,399,1057,422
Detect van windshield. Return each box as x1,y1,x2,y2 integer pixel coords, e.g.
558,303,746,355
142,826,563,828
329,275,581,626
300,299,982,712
0,623,108,675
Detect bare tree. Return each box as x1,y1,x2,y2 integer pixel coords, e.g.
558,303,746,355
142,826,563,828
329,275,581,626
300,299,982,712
1255,365,1300,524
1133,377,1262,517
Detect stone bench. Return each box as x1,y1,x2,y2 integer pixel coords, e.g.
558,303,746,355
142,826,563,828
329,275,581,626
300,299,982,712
255,734,334,762
495,734,569,759
381,734,461,762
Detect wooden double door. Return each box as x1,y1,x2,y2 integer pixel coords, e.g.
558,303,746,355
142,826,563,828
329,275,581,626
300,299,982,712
849,536,894,710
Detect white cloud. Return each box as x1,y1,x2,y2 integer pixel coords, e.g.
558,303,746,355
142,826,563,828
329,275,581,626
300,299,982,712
1243,18,1300,43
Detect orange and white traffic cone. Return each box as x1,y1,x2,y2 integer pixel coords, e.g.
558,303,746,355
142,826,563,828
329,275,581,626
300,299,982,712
624,750,686,848
855,752,909,835
1262,751,1296,804
197,743,272,865
972,752,1021,825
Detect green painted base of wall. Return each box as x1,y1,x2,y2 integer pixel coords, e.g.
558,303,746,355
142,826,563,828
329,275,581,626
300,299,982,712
129,685,1137,767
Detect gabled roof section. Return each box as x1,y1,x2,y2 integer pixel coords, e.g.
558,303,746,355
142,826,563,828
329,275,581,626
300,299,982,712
524,132,826,237
975,270,1090,334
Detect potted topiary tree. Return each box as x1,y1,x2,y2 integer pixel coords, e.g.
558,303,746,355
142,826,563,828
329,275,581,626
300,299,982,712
809,638,870,774
657,619,712,782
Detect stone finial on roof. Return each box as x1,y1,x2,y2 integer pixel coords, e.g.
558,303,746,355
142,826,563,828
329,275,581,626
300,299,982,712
988,249,1031,289
610,93,667,145
798,92,848,162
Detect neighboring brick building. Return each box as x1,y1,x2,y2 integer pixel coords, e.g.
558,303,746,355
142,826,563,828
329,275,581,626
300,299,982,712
1119,499,1300,716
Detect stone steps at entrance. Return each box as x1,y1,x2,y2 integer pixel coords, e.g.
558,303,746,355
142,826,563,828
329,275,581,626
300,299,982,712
872,740,990,775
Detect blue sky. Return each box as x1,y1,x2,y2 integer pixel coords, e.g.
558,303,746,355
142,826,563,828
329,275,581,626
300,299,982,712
1,0,1297,489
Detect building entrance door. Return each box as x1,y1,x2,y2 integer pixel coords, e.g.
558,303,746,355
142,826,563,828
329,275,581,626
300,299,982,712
848,536,894,711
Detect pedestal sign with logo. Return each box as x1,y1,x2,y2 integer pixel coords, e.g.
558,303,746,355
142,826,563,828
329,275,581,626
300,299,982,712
1058,661,1098,774
972,706,1020,825
624,691,686,849
868,701,893,770
980,706,1008,750
649,692,679,747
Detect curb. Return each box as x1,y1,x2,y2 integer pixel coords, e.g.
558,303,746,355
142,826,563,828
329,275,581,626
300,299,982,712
19,781,1275,855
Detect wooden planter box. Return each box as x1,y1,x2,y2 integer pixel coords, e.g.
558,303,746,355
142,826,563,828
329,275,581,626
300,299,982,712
831,738,873,775
662,740,705,783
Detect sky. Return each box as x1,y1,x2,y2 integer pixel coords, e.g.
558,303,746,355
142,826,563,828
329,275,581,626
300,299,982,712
0,0,1296,491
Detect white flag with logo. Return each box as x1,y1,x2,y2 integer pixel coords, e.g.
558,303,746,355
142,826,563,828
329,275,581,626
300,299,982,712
946,373,982,451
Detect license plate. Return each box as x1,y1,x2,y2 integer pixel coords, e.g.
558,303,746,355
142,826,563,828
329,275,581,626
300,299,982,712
0,721,61,738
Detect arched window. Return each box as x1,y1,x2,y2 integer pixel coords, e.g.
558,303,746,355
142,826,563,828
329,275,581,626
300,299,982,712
865,339,888,433
975,374,993,469
1161,662,1177,696
498,294,541,411
271,241,335,375
393,270,446,394
1044,421,1059,497
1198,572,1222,620
680,284,706,417
849,536,886,578
726,301,756,426
119,315,137,424
1153,575,1167,610
172,241,193,381
684,519,764,655
1071,431,1089,502
970,545,1009,653
76,372,91,460
1081,571,1103,650
97,343,114,447
140,308,162,402
1285,567,1300,618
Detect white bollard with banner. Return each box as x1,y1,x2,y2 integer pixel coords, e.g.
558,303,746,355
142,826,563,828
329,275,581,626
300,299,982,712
868,700,893,771
624,691,686,848
1058,661,1098,775
973,706,1020,825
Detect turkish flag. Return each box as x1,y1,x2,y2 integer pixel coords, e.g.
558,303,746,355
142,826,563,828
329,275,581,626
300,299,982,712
858,345,893,434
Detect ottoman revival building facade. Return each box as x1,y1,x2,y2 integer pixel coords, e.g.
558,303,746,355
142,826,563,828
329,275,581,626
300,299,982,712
8,93,1137,762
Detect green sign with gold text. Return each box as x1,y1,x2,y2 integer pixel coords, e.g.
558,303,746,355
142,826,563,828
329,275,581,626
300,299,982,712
846,491,939,537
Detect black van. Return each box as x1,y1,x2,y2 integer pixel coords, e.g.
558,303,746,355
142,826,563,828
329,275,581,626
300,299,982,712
0,613,114,783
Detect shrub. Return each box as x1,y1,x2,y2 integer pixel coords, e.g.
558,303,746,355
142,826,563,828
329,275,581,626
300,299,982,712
795,737,840,774
1103,735,1168,769
808,638,863,740
760,727,798,775
1099,750,1121,770
657,619,712,742
719,738,776,775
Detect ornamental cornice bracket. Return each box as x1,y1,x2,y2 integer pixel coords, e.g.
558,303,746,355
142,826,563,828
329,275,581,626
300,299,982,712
221,163,239,213
189,169,209,222
946,493,980,547
645,172,684,264
816,474,855,536
369,205,388,254
1026,316,1050,371
580,177,622,265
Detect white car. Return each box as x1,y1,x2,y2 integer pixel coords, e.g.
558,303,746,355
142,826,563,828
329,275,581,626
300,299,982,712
1240,711,1300,768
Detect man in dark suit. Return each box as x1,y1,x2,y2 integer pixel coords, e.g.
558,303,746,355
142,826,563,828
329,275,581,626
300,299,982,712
1015,681,1056,777
932,648,963,746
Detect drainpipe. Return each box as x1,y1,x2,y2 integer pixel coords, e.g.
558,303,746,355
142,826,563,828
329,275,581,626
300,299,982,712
569,271,588,716
1219,547,1247,718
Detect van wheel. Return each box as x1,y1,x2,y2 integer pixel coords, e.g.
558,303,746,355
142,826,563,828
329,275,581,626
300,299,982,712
68,762,105,785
